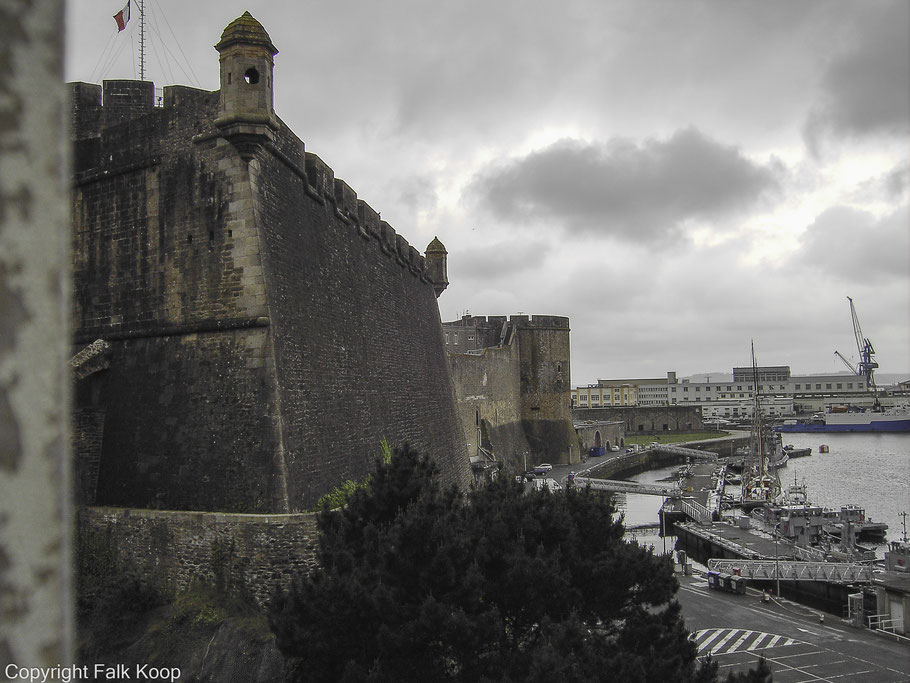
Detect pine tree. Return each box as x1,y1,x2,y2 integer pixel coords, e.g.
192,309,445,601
269,443,770,682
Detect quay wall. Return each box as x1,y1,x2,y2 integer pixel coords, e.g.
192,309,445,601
586,449,687,479
674,523,863,615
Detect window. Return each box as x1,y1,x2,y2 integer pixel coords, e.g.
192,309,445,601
847,383,853,389
826,384,832,390
837,383,842,389
468,334,475,342
445,332,449,343
244,67,260,84
816,384,821,390
453,333,459,344
795,384,801,390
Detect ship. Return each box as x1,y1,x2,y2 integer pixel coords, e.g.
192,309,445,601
775,403,910,433
740,343,782,510
774,297,910,434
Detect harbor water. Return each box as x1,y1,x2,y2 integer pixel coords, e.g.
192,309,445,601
620,433,910,559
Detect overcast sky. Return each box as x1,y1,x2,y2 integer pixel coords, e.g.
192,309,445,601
65,0,910,386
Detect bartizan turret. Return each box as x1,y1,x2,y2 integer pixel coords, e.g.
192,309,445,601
214,11,279,159
425,236,449,297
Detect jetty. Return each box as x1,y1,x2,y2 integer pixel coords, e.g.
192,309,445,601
569,439,909,635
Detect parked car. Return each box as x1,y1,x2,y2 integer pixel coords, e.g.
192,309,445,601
533,463,553,474
532,477,562,492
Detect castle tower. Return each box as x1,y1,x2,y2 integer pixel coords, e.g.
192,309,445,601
214,11,279,158
425,236,449,297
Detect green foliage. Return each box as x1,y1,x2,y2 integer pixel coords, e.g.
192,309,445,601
311,479,365,512
169,582,232,629
721,656,772,682
311,437,394,511
379,435,392,464
269,443,766,682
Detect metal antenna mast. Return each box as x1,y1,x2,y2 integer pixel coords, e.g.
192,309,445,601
139,0,146,81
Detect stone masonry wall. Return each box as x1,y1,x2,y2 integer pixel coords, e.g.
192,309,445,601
573,405,704,434
70,77,471,512
448,340,533,474
515,319,577,464
88,329,287,512
446,315,577,470
79,507,319,607
251,131,471,507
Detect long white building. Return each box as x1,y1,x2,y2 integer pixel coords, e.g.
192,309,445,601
572,367,879,416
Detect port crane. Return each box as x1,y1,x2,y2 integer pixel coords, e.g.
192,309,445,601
834,297,879,400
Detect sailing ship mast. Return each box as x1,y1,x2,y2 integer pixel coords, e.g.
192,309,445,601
740,342,781,508
752,341,764,479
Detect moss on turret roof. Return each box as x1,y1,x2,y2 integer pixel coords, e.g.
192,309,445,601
426,236,447,254
215,11,278,55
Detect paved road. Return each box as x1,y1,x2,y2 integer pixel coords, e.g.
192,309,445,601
676,573,910,682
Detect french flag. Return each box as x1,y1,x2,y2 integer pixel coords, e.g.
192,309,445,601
113,1,130,32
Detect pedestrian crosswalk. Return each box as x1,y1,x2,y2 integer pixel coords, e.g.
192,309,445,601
690,628,800,656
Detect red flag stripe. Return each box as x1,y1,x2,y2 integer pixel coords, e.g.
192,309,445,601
114,1,130,31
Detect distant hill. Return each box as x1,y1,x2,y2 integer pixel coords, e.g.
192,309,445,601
682,371,908,386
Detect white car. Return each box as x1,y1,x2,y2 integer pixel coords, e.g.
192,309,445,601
532,477,562,492
534,463,553,473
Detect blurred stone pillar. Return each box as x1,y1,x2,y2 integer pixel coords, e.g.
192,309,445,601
0,0,73,671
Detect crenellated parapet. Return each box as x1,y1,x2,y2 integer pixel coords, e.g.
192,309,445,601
447,314,570,333
68,88,444,297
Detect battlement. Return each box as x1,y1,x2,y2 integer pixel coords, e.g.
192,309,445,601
69,77,439,291
301,151,431,280
448,314,570,330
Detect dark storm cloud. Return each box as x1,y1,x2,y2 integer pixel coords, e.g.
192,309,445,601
885,162,910,200
804,0,910,153
795,204,910,283
470,128,781,244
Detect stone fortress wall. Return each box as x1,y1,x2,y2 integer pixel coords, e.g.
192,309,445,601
70,13,471,513
445,315,579,472
573,405,705,435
